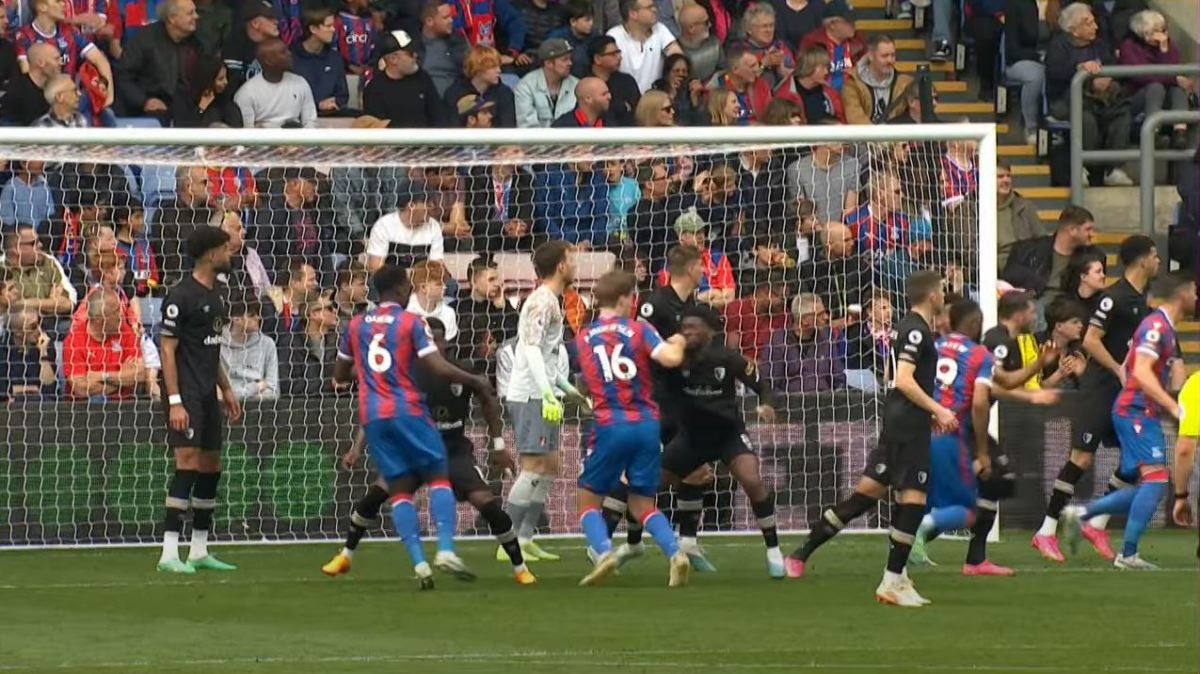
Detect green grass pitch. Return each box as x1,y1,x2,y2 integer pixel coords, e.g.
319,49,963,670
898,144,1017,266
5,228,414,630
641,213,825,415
2,531,1195,674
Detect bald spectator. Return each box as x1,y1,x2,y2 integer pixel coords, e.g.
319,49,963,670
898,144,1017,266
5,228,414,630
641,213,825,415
32,75,86,127
553,77,611,127
514,38,578,128
1,42,59,125
154,166,215,285
677,3,722,82
233,37,317,128
63,288,142,399
115,0,200,118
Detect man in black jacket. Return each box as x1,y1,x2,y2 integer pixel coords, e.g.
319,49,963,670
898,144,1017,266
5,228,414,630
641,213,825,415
463,147,539,252
0,42,58,125
363,29,447,127
116,0,202,118
587,35,639,126
1002,205,1099,299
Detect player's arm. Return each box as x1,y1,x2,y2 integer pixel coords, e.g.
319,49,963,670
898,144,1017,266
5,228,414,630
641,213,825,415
895,358,956,429
733,352,777,421
650,333,686,368
1133,351,1180,419
990,340,1054,390
971,380,992,476
1083,324,1123,382
419,349,495,398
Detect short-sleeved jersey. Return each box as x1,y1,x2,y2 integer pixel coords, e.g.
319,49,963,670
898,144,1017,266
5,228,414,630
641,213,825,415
672,344,769,431
1114,308,1177,420
160,276,225,400
941,154,978,203
934,332,993,431
1178,372,1200,439
338,302,437,424
415,355,476,444
576,315,664,426
1083,278,1148,389
981,325,1022,375
846,203,912,255
273,0,303,45
15,22,95,78
882,310,938,441
638,284,693,402
334,11,376,68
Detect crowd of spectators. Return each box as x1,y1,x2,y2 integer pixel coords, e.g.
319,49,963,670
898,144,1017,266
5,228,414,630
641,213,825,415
0,0,1192,404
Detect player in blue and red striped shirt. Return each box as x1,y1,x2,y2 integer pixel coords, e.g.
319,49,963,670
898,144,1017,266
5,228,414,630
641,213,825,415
334,2,375,72
332,265,498,589
1064,272,1197,569
574,270,690,588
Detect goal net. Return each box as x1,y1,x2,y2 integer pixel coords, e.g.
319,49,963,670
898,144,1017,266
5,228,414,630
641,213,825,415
0,125,996,548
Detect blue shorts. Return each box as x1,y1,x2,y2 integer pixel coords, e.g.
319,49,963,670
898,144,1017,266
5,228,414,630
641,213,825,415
928,433,977,510
364,415,448,482
578,420,662,498
1113,414,1168,476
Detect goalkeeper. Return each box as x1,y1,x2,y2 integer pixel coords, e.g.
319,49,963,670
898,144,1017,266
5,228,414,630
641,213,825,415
497,241,587,563
1171,371,1199,557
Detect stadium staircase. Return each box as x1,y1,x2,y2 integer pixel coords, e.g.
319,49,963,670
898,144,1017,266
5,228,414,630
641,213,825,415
851,0,1199,371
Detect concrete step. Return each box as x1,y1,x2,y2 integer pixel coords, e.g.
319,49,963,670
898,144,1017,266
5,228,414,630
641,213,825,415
858,19,912,31
999,145,1035,156
1010,164,1050,176
897,60,956,73
1018,186,1070,199
855,0,888,7
934,80,968,93
1038,209,1061,222
934,102,995,115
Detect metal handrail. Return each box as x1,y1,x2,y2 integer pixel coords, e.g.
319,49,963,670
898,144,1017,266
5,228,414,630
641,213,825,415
1140,110,1200,233
1067,63,1200,210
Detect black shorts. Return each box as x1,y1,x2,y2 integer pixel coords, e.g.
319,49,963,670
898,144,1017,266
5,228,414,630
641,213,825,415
978,436,1017,501
661,428,754,478
862,435,930,493
445,435,487,502
165,395,224,451
1071,386,1120,452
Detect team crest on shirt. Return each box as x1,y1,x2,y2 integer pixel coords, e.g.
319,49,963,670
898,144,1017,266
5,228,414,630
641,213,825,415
1100,297,1114,311
908,330,923,345
639,303,654,318
714,367,726,382
165,304,179,319
993,345,1008,360
917,470,928,484
450,384,463,396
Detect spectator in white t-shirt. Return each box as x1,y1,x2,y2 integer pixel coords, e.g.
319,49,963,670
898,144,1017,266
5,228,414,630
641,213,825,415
606,0,680,93
233,37,318,128
365,188,445,272
405,259,459,341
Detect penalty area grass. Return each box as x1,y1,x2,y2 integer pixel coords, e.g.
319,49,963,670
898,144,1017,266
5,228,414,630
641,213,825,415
0,530,1195,674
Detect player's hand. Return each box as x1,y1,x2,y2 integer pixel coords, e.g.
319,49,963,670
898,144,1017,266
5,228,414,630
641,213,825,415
222,390,242,424
541,392,564,425
168,403,189,432
341,444,363,469
756,405,776,423
974,455,993,480
1029,389,1060,406
1172,498,1193,527
933,405,958,432
1115,367,1128,387
489,448,516,475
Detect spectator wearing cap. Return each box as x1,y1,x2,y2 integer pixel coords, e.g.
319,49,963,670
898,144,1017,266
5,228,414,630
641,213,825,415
514,37,578,127
676,3,721,82
406,259,459,340
606,0,680,94
174,55,243,128
292,8,351,116
114,0,200,118
15,0,113,106
797,0,864,91
655,209,735,308
366,188,445,272
707,42,771,125
723,271,788,361
1,41,58,125
546,0,597,78
443,45,517,127
225,1,280,91
457,93,495,126
586,34,639,126
32,75,87,127
419,0,468,97
726,3,793,89
552,76,610,127
233,37,318,128
760,292,846,394
841,33,911,125
363,29,446,127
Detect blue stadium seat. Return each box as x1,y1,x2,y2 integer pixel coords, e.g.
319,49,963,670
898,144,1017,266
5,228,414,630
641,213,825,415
500,72,520,90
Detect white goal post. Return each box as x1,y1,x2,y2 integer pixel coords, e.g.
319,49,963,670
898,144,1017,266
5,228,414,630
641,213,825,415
0,123,997,548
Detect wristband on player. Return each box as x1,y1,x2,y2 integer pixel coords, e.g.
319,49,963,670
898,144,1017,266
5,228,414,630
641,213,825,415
490,437,506,452
168,394,183,406
1177,491,1190,500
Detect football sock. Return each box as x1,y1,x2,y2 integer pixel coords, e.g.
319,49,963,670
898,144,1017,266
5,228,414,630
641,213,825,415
641,509,679,558
1083,487,1137,519
389,494,426,567
924,505,971,537
751,494,779,550
1041,461,1085,535
966,500,998,565
161,469,197,563
506,471,535,542
188,472,220,560
625,513,644,545
479,499,524,567
428,480,457,554
1090,473,1135,531
676,483,704,541
886,503,924,574
345,484,389,555
1121,481,1165,558
580,507,612,555
518,473,554,542
791,492,876,561
602,486,629,537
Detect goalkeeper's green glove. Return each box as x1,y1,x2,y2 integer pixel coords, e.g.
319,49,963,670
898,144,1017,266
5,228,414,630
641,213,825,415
541,391,564,425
